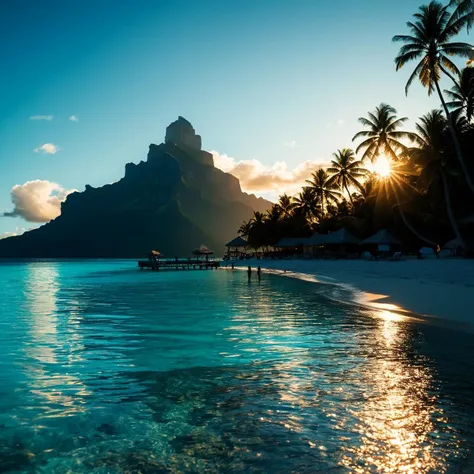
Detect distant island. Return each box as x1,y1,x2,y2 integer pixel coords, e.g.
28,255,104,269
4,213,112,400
0,117,270,257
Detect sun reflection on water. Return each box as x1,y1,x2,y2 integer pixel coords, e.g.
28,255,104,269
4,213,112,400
21,263,90,417
340,308,453,473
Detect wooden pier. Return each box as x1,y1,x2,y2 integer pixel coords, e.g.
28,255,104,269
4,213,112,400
138,259,220,271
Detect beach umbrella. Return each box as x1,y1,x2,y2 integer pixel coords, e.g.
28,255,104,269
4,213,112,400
360,229,401,246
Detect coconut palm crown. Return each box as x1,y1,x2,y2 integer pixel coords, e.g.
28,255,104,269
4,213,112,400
327,149,368,202
445,66,474,122
352,103,419,161
305,169,342,212
393,1,472,95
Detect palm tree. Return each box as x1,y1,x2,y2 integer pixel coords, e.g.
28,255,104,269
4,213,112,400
238,221,252,238
327,149,368,202
276,193,296,217
352,103,419,162
305,169,342,214
393,1,474,195
265,205,282,223
449,0,474,31
293,187,320,223
246,211,267,249
357,176,377,203
409,110,467,248
264,205,283,246
445,66,474,122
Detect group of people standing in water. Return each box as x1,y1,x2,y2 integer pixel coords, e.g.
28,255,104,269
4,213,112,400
247,265,261,282
229,262,262,281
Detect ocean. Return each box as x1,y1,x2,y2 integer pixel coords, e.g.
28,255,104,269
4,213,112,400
0,260,473,473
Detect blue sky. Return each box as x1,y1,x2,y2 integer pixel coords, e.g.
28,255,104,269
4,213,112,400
0,0,470,237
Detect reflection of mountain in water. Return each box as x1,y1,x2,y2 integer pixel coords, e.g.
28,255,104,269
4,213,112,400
0,117,270,257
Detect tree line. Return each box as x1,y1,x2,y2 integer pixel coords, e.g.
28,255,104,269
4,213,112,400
238,0,474,254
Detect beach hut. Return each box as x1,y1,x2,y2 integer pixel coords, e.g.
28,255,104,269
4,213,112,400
361,229,401,257
192,244,214,261
324,228,360,245
306,233,328,247
306,228,360,257
275,237,308,256
225,236,247,259
361,229,401,246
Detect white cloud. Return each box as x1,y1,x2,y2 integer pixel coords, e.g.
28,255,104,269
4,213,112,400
29,115,53,121
3,180,76,223
69,115,79,122
34,143,61,154
212,150,328,197
283,140,298,148
0,227,29,240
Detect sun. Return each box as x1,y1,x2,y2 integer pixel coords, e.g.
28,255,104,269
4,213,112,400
373,155,392,178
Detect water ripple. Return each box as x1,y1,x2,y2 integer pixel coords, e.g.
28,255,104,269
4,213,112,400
0,260,473,473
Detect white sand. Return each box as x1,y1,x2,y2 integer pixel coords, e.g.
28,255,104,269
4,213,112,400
236,257,474,328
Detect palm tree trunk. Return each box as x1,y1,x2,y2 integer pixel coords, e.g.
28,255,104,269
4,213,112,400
344,184,353,204
439,169,467,250
439,63,461,89
393,189,438,247
434,77,474,196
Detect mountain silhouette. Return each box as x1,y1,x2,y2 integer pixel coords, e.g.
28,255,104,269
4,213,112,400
0,117,270,257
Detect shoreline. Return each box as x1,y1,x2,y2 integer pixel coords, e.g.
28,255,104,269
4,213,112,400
236,257,474,330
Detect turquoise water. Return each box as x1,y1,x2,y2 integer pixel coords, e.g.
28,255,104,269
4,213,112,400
0,260,473,473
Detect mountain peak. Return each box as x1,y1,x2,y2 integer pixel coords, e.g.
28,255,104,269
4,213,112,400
165,116,202,151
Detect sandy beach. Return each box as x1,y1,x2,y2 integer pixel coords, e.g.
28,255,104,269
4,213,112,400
238,257,474,328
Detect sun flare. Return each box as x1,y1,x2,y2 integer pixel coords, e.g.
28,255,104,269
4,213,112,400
373,155,392,178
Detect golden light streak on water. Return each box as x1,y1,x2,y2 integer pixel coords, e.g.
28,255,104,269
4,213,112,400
339,308,454,473
21,263,91,417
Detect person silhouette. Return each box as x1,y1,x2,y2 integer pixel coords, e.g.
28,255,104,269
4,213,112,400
257,266,261,281
247,265,252,282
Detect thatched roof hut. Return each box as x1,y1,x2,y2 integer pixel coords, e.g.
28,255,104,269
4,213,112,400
307,228,360,246
275,237,308,248
192,244,214,255
225,236,247,248
192,244,214,258
148,249,161,261
361,229,400,246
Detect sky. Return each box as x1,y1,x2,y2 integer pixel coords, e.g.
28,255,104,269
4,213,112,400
0,0,471,238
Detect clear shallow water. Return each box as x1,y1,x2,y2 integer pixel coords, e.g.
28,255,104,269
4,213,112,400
0,260,473,473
